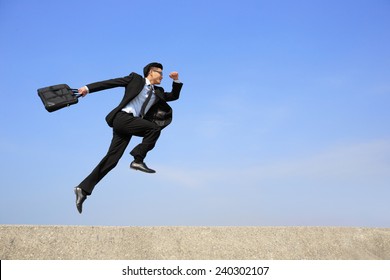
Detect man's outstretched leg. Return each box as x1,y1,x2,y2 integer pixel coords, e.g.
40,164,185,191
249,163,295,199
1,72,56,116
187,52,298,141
75,131,130,213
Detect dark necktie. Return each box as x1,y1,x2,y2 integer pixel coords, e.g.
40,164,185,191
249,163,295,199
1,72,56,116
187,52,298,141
140,85,153,117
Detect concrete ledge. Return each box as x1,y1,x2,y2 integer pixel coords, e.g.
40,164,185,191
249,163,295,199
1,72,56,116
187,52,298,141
1,225,389,259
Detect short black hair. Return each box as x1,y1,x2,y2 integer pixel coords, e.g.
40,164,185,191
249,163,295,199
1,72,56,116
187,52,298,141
143,62,163,77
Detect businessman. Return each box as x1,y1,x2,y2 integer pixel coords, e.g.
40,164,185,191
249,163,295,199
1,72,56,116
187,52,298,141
74,62,183,213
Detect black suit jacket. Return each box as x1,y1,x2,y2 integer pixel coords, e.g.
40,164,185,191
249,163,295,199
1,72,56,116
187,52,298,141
86,72,183,129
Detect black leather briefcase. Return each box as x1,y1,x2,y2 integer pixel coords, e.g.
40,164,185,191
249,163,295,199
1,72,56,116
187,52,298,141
37,84,81,112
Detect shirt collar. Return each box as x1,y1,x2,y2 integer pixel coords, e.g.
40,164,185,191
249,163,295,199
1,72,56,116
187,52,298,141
145,78,151,86
145,78,155,92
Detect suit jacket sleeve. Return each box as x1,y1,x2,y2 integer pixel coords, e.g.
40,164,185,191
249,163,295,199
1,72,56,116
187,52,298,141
86,73,135,93
161,81,183,102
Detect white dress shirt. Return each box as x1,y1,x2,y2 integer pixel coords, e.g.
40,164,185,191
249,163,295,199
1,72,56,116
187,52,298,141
121,78,156,117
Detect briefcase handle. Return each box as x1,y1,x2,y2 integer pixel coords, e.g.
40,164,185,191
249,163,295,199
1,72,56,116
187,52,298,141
70,88,83,98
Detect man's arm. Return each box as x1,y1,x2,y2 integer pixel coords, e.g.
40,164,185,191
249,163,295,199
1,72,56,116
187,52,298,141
78,73,135,96
163,71,183,101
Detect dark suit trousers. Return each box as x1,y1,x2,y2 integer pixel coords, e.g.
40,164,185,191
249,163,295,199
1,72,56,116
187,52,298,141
78,111,161,195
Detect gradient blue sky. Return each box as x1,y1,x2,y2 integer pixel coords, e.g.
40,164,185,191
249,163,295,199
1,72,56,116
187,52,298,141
0,0,389,227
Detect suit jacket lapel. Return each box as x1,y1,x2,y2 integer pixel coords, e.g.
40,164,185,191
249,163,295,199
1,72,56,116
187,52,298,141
153,87,165,100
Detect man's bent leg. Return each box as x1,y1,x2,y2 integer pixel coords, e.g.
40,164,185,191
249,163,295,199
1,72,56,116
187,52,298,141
130,123,161,161
113,112,161,162
129,123,161,173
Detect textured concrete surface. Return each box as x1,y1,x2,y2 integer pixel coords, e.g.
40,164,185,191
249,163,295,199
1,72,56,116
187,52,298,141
1,225,389,259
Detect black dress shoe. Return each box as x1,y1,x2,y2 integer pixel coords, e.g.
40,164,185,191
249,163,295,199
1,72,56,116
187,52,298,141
130,161,156,173
74,187,87,214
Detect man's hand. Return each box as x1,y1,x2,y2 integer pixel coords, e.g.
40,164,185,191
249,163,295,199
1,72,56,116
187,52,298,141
78,86,88,97
169,71,179,80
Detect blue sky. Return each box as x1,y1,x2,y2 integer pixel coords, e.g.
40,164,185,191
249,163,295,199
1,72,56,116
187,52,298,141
0,0,389,227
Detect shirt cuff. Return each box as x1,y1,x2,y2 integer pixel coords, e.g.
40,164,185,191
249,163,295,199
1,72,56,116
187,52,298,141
84,86,90,93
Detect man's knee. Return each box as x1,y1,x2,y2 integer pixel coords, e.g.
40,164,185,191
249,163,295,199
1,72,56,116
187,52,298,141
150,124,161,134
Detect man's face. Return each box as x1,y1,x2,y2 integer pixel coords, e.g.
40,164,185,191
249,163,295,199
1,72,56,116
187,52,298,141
149,68,163,85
